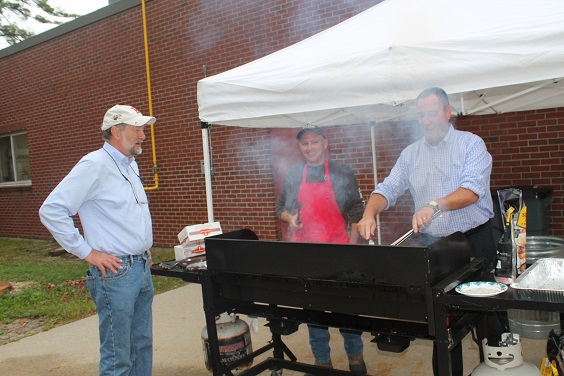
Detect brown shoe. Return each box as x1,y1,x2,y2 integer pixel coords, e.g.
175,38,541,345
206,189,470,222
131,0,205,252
348,353,367,375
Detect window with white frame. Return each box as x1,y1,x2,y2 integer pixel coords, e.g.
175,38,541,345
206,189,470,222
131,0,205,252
0,132,31,185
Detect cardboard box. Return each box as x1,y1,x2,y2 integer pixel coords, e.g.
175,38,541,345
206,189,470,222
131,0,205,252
175,222,222,260
177,222,222,245
174,241,206,261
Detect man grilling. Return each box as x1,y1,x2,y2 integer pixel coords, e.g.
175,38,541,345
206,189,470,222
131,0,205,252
357,87,507,376
276,125,367,375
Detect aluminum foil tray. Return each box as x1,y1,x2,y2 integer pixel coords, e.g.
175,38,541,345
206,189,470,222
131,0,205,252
511,258,564,302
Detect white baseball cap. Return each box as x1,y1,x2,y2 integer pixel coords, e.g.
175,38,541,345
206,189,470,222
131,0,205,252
101,105,156,131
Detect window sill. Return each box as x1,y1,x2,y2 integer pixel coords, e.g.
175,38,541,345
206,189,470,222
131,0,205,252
0,182,32,190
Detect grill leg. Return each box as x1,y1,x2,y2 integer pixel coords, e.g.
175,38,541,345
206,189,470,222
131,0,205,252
272,333,297,361
434,301,453,376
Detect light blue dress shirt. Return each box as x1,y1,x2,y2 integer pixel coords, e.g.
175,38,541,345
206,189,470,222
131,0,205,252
39,142,153,259
374,126,493,237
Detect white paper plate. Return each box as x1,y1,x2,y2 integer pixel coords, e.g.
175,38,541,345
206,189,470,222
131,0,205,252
455,281,508,297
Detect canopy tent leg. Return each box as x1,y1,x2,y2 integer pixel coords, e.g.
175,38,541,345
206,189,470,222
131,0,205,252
202,123,214,223
370,122,382,245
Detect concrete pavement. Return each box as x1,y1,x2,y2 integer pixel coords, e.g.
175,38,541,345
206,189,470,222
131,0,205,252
0,283,547,375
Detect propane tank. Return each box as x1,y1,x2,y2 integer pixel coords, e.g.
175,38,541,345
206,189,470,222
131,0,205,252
201,312,253,373
472,333,541,375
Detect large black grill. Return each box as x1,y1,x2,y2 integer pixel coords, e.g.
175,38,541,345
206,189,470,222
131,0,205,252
194,229,479,375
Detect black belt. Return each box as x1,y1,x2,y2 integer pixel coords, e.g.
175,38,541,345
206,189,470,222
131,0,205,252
464,219,490,237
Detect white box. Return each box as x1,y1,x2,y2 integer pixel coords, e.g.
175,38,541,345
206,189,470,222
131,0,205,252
177,222,222,245
174,241,206,261
175,222,222,260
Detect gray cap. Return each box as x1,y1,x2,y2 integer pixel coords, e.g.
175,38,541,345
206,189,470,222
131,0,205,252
296,125,326,139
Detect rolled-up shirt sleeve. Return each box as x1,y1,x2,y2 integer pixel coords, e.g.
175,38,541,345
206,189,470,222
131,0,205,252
458,136,492,199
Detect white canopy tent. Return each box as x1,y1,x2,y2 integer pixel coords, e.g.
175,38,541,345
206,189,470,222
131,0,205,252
198,0,564,128
196,0,564,232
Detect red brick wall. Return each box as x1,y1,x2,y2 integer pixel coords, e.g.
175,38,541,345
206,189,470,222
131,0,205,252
349,112,564,244
0,0,562,247
458,110,564,237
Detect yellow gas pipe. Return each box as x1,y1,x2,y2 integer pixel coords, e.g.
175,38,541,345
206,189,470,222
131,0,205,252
141,0,158,191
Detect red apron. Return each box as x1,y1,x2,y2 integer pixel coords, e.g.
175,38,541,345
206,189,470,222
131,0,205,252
291,160,350,244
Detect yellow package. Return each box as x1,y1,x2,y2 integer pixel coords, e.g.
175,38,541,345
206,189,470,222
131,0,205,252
517,205,527,228
540,357,559,376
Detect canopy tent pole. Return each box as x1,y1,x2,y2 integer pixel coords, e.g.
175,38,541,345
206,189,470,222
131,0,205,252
370,123,382,245
201,122,214,223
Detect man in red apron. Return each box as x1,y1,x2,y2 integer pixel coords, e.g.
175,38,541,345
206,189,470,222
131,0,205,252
276,125,366,375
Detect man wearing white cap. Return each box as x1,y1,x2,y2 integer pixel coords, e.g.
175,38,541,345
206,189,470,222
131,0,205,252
40,105,157,376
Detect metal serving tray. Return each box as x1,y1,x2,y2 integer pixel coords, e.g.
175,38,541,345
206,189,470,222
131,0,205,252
511,258,564,302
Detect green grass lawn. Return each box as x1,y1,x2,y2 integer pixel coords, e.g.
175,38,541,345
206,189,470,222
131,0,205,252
0,237,186,335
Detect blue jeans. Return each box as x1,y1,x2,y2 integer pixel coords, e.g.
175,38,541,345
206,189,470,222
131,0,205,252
86,252,154,376
307,325,363,364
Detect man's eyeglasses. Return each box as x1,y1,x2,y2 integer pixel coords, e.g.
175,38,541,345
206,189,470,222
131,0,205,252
103,148,148,205
124,168,148,205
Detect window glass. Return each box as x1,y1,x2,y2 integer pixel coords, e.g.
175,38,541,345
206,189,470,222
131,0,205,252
0,132,31,184
13,134,31,181
0,136,13,183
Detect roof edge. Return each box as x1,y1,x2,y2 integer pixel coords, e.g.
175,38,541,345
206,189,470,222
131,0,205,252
0,0,148,59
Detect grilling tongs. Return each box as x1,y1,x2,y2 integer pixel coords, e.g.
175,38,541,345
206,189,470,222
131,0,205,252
390,210,443,246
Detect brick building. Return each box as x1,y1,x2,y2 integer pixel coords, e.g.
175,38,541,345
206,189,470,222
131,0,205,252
0,0,562,247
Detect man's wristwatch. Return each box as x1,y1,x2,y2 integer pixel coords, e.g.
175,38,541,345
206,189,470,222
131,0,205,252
425,201,440,214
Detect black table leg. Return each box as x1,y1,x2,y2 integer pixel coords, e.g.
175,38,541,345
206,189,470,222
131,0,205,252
434,298,453,376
